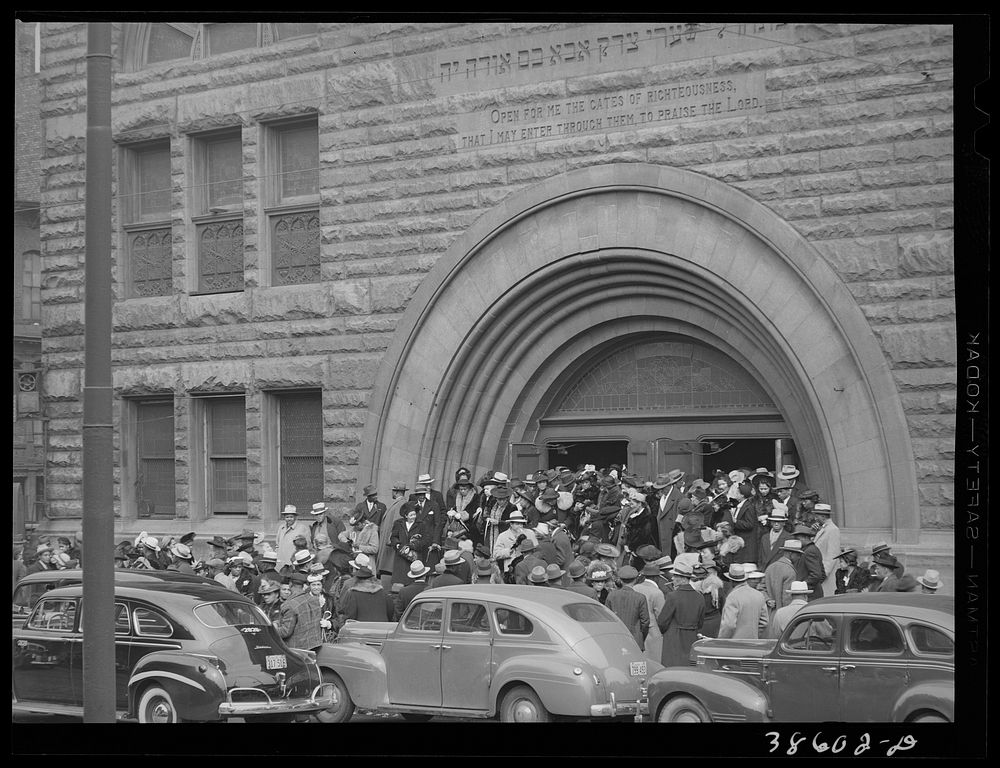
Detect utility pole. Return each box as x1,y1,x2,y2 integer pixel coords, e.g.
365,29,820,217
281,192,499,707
82,21,116,723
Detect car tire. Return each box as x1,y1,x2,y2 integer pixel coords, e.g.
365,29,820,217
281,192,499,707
400,712,434,722
137,685,183,724
499,685,551,723
911,711,949,723
657,695,712,723
312,670,355,724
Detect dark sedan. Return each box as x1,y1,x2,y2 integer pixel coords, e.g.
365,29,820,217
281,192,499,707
12,576,335,722
645,593,954,723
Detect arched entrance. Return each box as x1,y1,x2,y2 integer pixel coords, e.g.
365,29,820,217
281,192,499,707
359,164,920,542
522,335,794,483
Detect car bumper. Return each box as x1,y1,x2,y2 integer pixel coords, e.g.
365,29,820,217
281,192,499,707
589,691,649,719
217,683,336,717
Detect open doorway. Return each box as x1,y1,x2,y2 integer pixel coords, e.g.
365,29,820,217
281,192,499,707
547,440,628,472
699,438,779,482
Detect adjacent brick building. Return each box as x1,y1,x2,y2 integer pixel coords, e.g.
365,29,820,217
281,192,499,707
34,21,955,580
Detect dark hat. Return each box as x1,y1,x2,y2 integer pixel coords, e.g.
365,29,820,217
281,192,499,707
792,523,816,538
363,484,378,497
600,475,617,488
539,488,560,504
873,552,899,569
834,547,856,560
209,535,230,549
528,565,549,584
474,543,492,558
293,534,310,546
353,566,374,579
652,469,685,489
567,561,587,579
798,489,820,501
517,537,537,553
578,540,597,555
235,528,256,541
258,579,281,595
871,541,892,556
752,473,775,487
545,564,566,581
618,565,638,581
206,557,226,569
286,571,308,584
392,482,409,492
179,531,196,546
641,562,660,577
474,558,494,577
491,486,512,499
635,544,662,561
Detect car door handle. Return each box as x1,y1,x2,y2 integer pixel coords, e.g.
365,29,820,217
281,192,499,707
841,664,856,671
439,645,451,650
821,666,838,673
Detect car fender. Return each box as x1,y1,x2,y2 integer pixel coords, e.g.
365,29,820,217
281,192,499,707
646,667,770,722
128,651,228,722
492,655,598,717
892,679,954,722
315,641,389,710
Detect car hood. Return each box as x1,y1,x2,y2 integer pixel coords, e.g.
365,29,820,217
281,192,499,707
209,625,318,695
691,637,776,660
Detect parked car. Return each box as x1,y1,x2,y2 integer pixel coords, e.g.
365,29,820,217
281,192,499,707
645,593,954,723
12,578,336,722
314,584,663,723
12,568,215,630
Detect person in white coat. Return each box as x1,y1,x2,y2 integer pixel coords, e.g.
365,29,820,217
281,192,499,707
811,503,841,598
275,505,313,569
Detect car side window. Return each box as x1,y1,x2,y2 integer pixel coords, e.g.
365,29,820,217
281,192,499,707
134,607,174,637
908,624,954,656
847,617,904,654
26,598,77,631
115,603,131,635
495,608,533,636
403,601,443,632
782,616,837,653
449,602,490,633
13,583,51,614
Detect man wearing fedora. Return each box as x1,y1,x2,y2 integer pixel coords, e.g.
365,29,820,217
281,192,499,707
758,501,793,570
166,542,196,575
258,578,283,623
656,560,705,666
511,536,547,585
433,550,468,588
276,571,324,652
377,482,410,591
811,503,841,598
605,565,650,652
791,523,826,601
872,552,903,593
718,563,769,639
476,483,519,559
341,559,395,623
764,539,800,615
352,484,387,527
651,469,685,558
394,560,432,620
769,581,811,639
344,512,380,562
408,473,446,567
564,560,598,599
775,464,805,523
917,569,943,594
276,504,312,570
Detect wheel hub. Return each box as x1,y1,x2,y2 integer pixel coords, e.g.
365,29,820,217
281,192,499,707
150,700,173,723
512,699,539,722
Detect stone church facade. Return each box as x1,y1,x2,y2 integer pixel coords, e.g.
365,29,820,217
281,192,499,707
35,21,955,575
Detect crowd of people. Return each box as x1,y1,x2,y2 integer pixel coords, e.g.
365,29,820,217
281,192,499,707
13,463,945,668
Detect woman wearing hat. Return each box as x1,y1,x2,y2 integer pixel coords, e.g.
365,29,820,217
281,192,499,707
622,494,657,569
377,483,411,590
389,505,429,587
735,473,775,566
472,483,518,557
445,467,481,538
833,548,869,594
692,555,725,638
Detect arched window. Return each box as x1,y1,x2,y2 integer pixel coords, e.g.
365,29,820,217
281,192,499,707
122,22,318,72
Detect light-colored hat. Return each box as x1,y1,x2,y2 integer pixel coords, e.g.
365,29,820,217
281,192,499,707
349,552,371,570
261,550,279,563
726,564,748,582
307,573,325,583
545,564,566,581
653,555,674,571
308,562,329,577
36,543,53,555
786,580,811,594
292,550,314,567
442,550,464,566
728,470,746,485
782,539,803,553
416,473,435,485
813,503,832,515
282,504,298,516
528,565,549,584
134,531,149,547
310,502,328,515
748,569,765,579
143,537,161,552
491,471,509,484
588,568,611,582
507,510,527,524
407,560,431,579
916,569,942,590
777,464,801,480
671,561,695,578
534,522,550,536
742,563,759,573
768,500,789,521
170,543,194,560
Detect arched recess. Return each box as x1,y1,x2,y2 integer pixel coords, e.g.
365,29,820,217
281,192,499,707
359,164,920,542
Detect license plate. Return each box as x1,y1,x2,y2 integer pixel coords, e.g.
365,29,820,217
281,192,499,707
629,661,647,676
265,654,287,670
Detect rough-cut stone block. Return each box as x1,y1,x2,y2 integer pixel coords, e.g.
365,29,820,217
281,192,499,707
876,324,957,367
370,275,423,312
327,357,379,390
819,145,893,171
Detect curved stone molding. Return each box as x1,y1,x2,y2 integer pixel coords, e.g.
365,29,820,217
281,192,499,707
359,164,920,542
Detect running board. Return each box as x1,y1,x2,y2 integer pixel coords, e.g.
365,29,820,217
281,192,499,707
12,701,131,720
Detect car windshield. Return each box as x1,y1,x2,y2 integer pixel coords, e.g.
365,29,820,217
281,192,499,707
562,603,619,623
194,601,269,628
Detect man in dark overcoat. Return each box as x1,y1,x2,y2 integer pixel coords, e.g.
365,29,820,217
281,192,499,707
651,470,685,558
791,523,826,600
352,485,387,527
656,560,705,666
605,565,650,651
